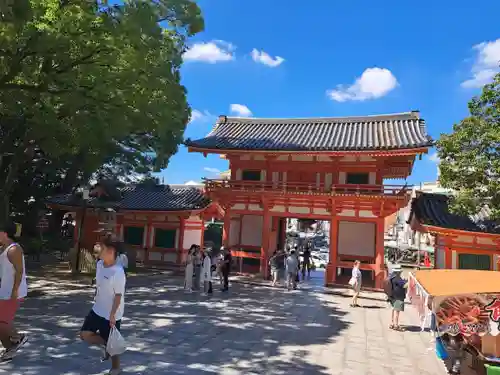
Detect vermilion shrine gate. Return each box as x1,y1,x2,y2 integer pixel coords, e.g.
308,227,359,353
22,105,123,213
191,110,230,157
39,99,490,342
187,111,433,288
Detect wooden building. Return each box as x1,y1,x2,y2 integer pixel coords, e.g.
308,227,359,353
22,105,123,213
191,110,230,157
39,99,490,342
408,192,500,271
46,182,223,265
186,111,433,288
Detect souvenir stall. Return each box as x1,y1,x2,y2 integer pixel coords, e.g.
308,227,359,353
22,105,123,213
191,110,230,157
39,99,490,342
408,269,500,375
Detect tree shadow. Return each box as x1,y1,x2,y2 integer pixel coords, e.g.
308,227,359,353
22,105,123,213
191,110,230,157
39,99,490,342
2,276,350,375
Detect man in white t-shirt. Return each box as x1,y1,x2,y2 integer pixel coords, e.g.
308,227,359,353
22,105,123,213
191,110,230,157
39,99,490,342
80,238,126,375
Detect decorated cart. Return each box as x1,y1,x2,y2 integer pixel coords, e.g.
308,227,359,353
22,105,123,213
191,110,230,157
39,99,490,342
408,269,500,375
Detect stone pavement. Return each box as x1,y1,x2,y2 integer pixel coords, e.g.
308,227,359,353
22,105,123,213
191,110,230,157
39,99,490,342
0,275,447,375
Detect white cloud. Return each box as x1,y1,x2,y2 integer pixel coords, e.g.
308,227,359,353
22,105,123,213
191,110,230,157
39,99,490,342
326,67,398,102
183,40,235,63
185,180,201,185
251,49,285,67
204,167,221,174
230,104,252,117
461,38,500,88
427,153,440,163
189,109,213,124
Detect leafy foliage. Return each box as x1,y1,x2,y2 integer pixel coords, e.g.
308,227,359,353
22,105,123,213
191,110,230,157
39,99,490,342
0,0,204,223
437,72,500,219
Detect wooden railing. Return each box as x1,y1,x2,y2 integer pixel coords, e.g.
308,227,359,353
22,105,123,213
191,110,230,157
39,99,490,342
204,179,410,197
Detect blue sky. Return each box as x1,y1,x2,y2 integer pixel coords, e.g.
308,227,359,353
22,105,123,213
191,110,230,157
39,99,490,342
159,0,500,185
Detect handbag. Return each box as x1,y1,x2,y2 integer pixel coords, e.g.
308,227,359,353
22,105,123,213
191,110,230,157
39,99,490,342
348,277,356,287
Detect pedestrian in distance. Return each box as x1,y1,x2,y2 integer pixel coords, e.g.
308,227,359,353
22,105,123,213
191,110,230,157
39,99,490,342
349,260,362,307
184,245,196,293
80,237,126,375
285,250,299,291
384,264,408,331
0,221,28,362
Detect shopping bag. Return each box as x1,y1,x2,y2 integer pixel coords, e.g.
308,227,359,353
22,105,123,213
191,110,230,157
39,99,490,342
106,327,127,356
348,277,356,287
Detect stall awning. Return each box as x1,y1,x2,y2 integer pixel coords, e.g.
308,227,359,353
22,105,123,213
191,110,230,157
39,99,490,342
414,269,500,297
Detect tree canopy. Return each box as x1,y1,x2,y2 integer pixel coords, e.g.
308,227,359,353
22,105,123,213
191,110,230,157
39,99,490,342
437,72,500,219
0,0,204,224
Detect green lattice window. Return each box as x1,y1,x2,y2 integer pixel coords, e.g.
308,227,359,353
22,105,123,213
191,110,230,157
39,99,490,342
124,226,144,246
242,170,261,181
458,253,491,270
154,229,176,248
346,173,369,184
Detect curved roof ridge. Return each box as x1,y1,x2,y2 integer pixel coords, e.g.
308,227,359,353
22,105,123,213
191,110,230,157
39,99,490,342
218,111,420,124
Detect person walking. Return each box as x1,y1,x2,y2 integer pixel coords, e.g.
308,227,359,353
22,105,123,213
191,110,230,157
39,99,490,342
269,250,280,287
193,246,202,291
349,260,362,307
80,237,126,375
387,264,407,331
285,250,299,291
301,245,312,280
220,247,232,292
184,245,196,293
0,221,28,362
201,249,212,296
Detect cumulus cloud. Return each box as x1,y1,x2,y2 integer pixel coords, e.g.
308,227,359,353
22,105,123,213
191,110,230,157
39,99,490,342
204,167,221,174
251,49,285,67
189,109,213,124
327,67,398,102
183,40,235,63
461,38,500,88
184,180,201,185
427,153,440,163
230,104,252,117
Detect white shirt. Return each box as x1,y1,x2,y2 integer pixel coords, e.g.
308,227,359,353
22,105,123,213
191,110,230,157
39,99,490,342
93,260,126,320
0,243,28,300
202,256,212,282
352,267,362,281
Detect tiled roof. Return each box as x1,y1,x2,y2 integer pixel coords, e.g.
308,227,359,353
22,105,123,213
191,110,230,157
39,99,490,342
408,192,500,234
186,112,433,152
46,185,211,212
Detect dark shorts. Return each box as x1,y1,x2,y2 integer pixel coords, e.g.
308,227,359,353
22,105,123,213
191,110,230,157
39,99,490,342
81,310,121,343
390,299,405,312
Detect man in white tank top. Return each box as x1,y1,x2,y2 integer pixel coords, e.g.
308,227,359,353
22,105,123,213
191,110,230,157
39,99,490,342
0,221,28,362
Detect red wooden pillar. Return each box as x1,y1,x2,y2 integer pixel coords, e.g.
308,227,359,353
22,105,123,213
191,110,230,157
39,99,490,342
444,246,452,269
222,208,231,248
326,216,338,286
261,208,271,278
279,218,286,249
177,217,185,265
374,217,385,289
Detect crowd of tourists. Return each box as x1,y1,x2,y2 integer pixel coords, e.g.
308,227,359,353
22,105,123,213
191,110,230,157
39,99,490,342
268,243,314,290
183,245,232,294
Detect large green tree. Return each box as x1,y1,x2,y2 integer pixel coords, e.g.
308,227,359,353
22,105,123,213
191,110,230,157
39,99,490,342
0,0,203,222
437,72,500,219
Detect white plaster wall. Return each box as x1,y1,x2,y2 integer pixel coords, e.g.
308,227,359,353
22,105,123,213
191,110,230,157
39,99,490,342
339,172,346,184
477,237,496,246
164,252,177,263
325,173,333,189
241,215,263,246
183,229,202,249
436,247,445,268
452,250,457,269
338,209,355,217
369,172,376,185
248,204,263,211
455,235,473,243
291,155,313,161
270,205,286,213
232,203,246,210
359,210,376,218
289,206,310,214
313,208,329,215
229,219,240,246
338,221,375,257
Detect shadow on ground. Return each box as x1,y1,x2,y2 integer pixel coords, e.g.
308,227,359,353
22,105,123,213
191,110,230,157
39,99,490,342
1,275,350,375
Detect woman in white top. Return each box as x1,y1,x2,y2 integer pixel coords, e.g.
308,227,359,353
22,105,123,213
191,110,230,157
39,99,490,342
0,221,28,362
184,246,196,293
350,260,362,307
201,250,212,296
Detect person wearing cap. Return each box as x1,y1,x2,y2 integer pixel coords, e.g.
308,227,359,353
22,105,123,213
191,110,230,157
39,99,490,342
388,264,407,331
0,221,28,362
80,237,126,375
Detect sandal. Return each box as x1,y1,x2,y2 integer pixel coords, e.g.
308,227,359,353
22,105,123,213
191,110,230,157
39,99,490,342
389,324,395,330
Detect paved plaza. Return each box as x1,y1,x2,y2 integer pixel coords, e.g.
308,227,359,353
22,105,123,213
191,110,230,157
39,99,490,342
0,275,447,375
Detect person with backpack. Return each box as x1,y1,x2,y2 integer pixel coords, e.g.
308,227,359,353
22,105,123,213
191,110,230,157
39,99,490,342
384,264,408,331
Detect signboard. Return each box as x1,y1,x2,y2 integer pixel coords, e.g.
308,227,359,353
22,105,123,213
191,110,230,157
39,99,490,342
436,295,500,336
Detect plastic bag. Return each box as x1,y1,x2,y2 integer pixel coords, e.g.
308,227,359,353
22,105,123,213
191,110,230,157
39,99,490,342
348,277,356,287
106,327,127,356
